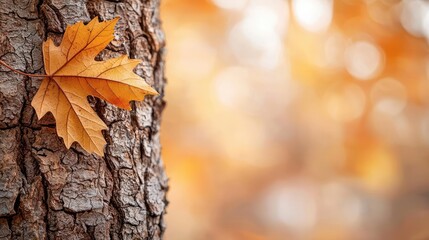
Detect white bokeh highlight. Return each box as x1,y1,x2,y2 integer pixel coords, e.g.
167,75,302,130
345,41,384,80
292,0,333,33
228,0,289,69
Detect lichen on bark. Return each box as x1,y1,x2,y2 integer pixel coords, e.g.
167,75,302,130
0,0,168,239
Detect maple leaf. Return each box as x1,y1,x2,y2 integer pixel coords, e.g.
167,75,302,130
30,17,158,156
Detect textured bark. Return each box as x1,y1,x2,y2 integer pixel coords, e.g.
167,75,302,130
0,0,167,239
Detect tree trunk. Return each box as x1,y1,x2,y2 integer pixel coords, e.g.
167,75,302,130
0,0,167,239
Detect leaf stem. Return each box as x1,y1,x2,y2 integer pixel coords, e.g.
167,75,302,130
0,60,48,78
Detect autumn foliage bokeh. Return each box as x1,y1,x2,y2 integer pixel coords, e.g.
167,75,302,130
161,0,429,239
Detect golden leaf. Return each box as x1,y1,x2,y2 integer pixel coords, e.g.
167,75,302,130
31,17,158,156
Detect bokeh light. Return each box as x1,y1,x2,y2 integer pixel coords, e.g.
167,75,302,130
292,0,333,33
344,40,384,80
161,0,429,239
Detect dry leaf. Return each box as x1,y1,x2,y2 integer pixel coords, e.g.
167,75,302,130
31,17,158,156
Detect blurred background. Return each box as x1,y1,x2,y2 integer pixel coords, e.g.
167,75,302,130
160,0,429,239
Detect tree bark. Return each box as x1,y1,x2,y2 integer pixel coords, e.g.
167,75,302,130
0,0,167,239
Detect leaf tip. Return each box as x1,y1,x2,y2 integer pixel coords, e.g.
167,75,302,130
149,87,159,96
112,16,120,25
93,146,105,157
